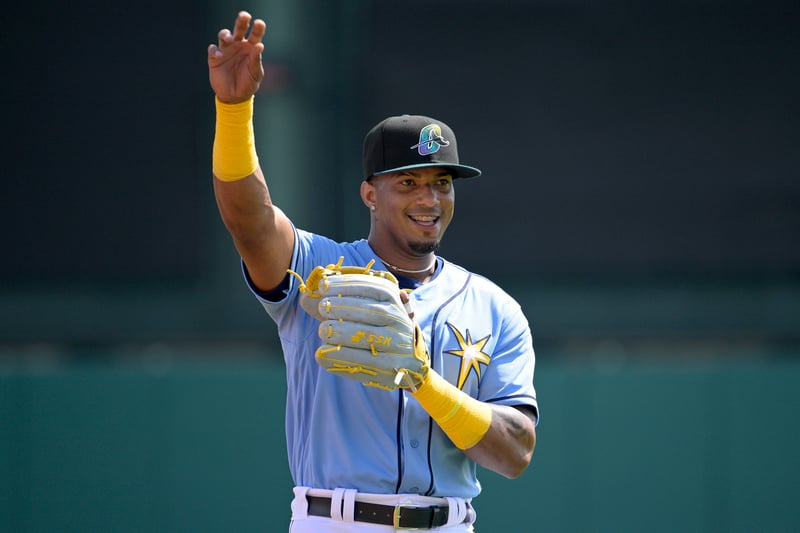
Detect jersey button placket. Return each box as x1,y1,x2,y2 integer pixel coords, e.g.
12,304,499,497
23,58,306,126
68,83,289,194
399,400,431,494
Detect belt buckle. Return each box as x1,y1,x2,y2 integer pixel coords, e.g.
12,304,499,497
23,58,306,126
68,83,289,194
392,501,425,531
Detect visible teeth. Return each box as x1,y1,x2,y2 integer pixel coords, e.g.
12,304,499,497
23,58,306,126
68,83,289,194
412,216,436,222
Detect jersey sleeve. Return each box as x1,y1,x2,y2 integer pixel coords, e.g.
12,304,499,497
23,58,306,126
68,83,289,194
245,229,317,314
242,228,372,342
477,297,539,424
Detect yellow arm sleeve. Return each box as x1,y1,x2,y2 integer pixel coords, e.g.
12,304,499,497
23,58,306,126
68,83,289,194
411,370,492,450
212,97,259,182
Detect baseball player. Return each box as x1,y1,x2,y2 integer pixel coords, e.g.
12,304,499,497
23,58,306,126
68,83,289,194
208,12,538,532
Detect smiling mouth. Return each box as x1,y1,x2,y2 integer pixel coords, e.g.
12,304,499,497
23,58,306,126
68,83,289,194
409,215,439,226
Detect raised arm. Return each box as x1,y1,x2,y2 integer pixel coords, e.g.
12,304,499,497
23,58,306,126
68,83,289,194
207,11,294,292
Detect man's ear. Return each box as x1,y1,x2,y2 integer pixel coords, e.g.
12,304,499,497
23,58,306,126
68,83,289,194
360,180,376,210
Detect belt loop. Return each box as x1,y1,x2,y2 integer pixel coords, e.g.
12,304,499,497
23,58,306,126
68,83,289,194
331,488,346,522
290,487,310,520
445,497,467,526
342,489,357,522
465,502,476,525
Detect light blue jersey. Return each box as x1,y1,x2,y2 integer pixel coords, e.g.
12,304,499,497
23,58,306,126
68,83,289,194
245,228,538,499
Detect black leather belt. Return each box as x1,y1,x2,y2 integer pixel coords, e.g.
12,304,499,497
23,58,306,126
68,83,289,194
306,495,451,530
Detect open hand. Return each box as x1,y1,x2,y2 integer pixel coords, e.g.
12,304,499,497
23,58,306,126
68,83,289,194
207,11,266,103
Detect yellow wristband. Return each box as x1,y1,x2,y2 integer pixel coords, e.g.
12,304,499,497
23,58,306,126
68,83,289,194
212,96,259,181
412,371,492,450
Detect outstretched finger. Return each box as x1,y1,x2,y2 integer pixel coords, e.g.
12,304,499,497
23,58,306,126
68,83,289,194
248,18,267,44
232,11,253,41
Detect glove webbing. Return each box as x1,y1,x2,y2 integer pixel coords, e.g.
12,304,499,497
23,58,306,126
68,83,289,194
286,256,400,297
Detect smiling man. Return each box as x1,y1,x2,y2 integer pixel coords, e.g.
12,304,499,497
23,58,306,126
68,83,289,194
361,115,469,275
208,11,539,532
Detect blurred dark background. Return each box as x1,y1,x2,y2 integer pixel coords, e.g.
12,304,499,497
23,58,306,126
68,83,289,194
2,0,799,531
2,0,798,350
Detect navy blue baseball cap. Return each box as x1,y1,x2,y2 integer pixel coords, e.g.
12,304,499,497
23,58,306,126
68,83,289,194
362,114,482,180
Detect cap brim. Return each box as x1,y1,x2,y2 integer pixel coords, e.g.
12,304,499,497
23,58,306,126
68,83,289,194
371,162,481,180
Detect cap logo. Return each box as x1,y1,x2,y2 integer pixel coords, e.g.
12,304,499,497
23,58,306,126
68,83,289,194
410,124,450,156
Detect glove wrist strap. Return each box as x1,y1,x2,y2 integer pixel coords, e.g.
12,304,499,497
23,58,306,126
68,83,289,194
412,371,492,450
213,96,259,181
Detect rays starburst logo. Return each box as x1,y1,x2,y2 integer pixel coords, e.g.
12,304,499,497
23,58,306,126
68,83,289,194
444,323,492,389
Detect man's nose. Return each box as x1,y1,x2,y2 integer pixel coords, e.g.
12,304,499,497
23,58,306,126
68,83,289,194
416,183,439,206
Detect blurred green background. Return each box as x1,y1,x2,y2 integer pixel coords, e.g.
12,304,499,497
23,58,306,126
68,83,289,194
2,354,800,532
2,0,799,531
